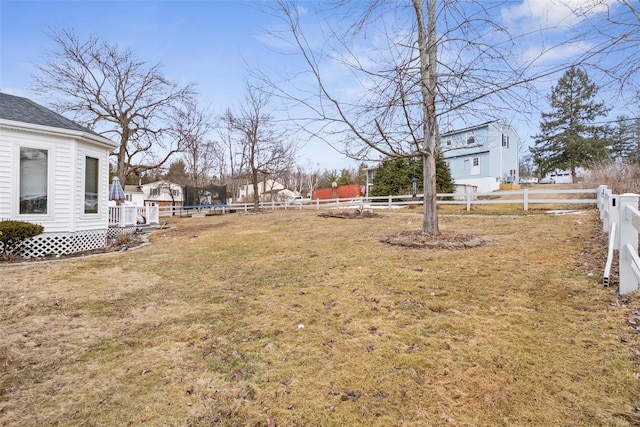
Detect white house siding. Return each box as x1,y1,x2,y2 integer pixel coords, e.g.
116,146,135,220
0,131,13,219
120,186,146,206
73,143,111,231
0,127,111,233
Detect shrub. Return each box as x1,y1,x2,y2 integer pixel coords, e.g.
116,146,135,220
0,220,44,259
585,160,640,194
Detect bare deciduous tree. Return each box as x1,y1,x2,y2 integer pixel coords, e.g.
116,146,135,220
222,83,297,211
574,1,640,96
174,100,216,191
33,29,197,184
260,1,596,235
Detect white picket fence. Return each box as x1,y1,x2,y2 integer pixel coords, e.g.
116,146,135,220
597,185,640,294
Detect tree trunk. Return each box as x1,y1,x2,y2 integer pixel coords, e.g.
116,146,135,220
413,0,439,235
252,170,260,212
117,132,128,184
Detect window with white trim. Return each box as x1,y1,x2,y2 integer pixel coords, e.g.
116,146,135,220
466,132,475,145
502,134,509,148
84,156,99,214
19,147,48,214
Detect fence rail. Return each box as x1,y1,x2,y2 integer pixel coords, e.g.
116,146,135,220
597,185,640,294
149,187,598,216
210,188,598,213
108,205,159,227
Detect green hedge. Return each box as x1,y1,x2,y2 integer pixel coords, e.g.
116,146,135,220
0,220,44,259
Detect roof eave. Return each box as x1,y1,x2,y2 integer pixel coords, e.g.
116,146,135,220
441,120,502,137
0,118,118,150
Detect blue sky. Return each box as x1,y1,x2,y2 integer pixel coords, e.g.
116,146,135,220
1,0,636,171
0,0,348,166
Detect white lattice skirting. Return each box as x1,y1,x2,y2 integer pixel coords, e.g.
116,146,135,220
1,227,135,259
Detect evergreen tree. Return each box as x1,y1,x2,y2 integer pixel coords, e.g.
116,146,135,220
435,155,456,194
371,156,454,197
610,116,640,162
336,168,355,186
531,67,610,182
164,160,191,186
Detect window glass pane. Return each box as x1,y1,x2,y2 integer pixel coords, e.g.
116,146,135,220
19,147,48,214
85,157,99,213
466,132,475,144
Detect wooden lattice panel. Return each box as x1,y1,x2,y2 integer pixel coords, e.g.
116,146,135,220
107,226,136,239
1,229,109,258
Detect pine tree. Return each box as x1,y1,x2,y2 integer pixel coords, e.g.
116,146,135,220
610,116,640,162
531,67,610,182
371,156,454,197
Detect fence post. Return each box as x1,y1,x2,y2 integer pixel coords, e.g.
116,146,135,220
619,193,640,295
602,190,619,239
388,195,392,210
118,206,126,227
466,193,471,211
523,188,529,211
597,185,607,217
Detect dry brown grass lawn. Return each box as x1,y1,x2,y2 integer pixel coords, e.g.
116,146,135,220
1,209,639,426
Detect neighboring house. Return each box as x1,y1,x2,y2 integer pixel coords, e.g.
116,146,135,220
123,184,146,206
139,180,183,207
238,179,287,202
441,120,520,193
544,168,585,184
0,93,118,257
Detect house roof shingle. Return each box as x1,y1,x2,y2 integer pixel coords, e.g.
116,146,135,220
0,92,102,137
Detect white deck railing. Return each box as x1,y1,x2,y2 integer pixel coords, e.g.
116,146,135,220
108,205,159,227
597,185,640,294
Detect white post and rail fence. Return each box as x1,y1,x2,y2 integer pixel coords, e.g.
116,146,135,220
597,185,640,294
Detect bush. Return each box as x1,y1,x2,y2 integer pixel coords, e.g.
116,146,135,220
0,220,44,259
585,160,640,194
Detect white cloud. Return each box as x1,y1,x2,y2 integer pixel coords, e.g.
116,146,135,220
501,0,616,32
520,40,594,66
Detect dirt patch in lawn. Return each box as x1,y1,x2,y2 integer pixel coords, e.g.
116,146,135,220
318,209,380,219
380,229,483,249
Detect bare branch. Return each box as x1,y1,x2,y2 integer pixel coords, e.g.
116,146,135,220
33,29,197,183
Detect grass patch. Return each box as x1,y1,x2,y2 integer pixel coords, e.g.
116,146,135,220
1,209,639,426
